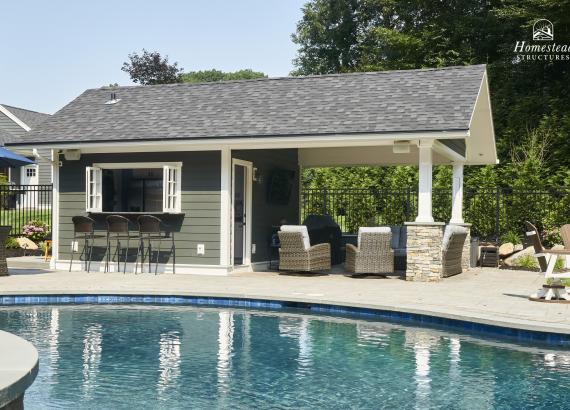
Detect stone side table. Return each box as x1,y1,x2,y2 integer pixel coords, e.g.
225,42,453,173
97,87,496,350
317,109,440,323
0,226,11,277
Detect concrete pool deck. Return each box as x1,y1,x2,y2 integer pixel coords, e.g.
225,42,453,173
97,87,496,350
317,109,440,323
0,264,569,336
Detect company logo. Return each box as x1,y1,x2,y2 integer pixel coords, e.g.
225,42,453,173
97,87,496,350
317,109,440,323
533,19,554,41
513,19,569,62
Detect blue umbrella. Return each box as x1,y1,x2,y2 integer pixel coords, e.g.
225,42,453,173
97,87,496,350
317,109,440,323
0,147,35,168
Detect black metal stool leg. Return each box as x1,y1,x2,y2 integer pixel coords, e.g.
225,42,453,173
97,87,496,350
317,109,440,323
69,235,76,272
171,235,176,274
87,235,95,273
155,237,162,275
124,237,129,274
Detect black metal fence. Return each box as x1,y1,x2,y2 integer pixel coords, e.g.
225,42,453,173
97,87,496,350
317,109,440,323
301,187,570,240
0,184,53,235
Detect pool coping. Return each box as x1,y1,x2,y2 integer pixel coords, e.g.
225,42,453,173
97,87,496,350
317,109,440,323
0,330,39,409
2,291,570,347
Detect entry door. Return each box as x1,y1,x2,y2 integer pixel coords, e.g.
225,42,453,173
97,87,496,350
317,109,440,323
232,159,252,266
20,164,39,208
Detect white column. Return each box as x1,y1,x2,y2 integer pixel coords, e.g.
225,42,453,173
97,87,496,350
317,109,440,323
450,162,464,224
219,147,231,268
50,149,60,269
416,140,434,223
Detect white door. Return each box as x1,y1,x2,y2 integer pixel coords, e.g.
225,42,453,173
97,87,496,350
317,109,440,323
231,159,253,266
20,164,39,208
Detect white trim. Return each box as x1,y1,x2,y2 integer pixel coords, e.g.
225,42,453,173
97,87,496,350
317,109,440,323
92,162,182,169
450,162,465,224
231,159,253,267
50,149,60,269
10,130,470,152
416,140,434,223
219,148,231,267
59,260,232,276
0,105,31,131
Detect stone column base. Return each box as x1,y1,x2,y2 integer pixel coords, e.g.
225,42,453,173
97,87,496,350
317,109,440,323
404,222,445,282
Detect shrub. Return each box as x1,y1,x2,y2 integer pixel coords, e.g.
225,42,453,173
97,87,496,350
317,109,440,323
500,231,521,245
513,255,538,270
22,220,49,243
5,236,19,249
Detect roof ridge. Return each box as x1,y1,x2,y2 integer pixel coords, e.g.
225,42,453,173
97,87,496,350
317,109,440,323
0,104,50,116
97,64,487,92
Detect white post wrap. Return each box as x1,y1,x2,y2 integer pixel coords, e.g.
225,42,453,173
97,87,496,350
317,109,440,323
450,162,464,224
416,140,434,223
219,147,231,267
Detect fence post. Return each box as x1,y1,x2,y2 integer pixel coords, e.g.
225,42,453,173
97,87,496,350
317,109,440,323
495,187,501,241
322,188,328,215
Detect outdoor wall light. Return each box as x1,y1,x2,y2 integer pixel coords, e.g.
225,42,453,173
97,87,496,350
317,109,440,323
63,149,81,161
253,167,263,184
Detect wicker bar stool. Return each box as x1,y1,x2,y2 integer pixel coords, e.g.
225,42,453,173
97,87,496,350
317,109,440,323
70,216,104,272
135,215,176,274
105,215,136,273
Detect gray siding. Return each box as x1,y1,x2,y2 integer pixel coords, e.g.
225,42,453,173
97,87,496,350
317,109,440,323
232,149,299,263
58,151,221,266
36,148,52,184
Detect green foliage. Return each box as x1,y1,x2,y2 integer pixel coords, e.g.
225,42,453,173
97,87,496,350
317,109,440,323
122,49,183,85
5,236,19,249
181,69,266,83
513,255,538,270
500,231,521,245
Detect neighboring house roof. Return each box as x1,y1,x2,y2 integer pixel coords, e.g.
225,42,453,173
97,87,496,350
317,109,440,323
1,105,50,129
0,128,16,145
12,65,488,146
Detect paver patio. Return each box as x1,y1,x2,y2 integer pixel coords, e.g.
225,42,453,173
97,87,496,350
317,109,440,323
1,263,569,336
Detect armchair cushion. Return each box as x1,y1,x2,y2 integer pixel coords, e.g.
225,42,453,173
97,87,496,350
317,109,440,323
281,225,310,250
442,224,468,251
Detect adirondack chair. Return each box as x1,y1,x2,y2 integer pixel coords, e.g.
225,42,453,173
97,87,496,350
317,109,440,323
526,221,570,301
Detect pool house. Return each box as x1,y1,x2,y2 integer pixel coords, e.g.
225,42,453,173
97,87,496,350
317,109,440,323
7,64,496,280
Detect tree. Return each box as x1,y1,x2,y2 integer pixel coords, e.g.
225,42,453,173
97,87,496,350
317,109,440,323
122,49,183,85
180,69,266,83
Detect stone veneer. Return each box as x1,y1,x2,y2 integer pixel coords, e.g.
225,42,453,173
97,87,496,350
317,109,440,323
405,222,445,282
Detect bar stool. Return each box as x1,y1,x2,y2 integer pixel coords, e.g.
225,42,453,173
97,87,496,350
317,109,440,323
105,215,135,273
135,215,176,274
70,216,104,272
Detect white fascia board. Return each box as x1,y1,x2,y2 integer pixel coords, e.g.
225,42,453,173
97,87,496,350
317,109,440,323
0,105,31,131
11,130,469,153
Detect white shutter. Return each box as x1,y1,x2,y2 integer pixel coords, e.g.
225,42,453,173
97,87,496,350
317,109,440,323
163,165,181,213
85,166,102,212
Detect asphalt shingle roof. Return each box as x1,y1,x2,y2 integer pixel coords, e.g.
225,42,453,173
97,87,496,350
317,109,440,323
2,105,50,129
12,65,486,146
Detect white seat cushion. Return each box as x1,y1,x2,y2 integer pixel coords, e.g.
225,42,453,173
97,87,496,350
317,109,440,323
280,225,311,250
357,226,391,248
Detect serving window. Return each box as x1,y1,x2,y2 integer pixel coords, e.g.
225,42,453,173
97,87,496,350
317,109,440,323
86,162,181,213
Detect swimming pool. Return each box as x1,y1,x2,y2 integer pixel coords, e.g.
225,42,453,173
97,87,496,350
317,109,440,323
2,304,570,409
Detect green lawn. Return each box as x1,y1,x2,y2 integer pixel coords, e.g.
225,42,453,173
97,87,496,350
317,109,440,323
0,209,51,235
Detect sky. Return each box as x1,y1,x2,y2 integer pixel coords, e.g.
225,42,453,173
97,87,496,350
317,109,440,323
0,0,307,114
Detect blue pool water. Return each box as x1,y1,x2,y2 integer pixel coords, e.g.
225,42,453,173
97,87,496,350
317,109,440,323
1,305,570,409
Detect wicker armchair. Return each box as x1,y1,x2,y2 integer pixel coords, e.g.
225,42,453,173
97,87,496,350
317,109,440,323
441,225,469,277
278,226,331,272
345,227,394,275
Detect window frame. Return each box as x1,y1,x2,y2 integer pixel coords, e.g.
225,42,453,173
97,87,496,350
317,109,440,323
87,162,183,213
